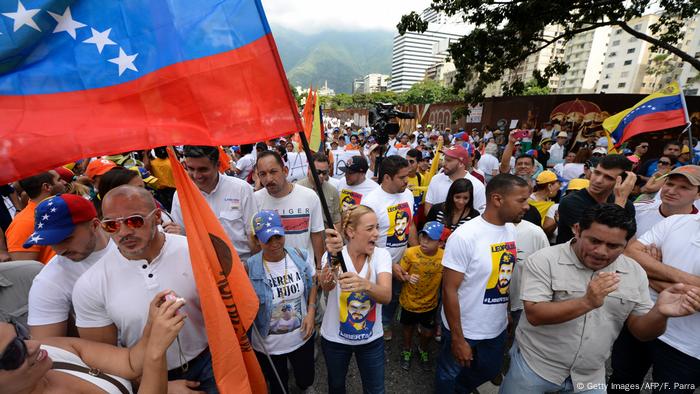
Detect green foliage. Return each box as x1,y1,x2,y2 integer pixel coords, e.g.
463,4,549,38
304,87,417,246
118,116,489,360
397,0,700,105
315,80,460,110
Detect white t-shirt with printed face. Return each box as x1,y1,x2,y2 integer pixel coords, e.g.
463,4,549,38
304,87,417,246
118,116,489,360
425,172,487,213
250,253,316,355
361,187,415,263
28,241,116,326
638,214,700,360
320,246,392,345
72,234,208,370
510,221,549,312
172,174,259,261
255,184,325,256
336,177,379,211
441,216,517,340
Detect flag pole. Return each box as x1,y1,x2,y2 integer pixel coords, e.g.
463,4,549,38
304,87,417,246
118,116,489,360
679,84,694,160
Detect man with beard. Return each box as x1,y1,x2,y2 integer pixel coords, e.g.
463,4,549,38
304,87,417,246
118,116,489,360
24,194,115,338
425,145,486,214
436,174,530,393
556,154,636,244
72,185,215,393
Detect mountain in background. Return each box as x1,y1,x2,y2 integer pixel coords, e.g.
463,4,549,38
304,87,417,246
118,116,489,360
271,27,394,94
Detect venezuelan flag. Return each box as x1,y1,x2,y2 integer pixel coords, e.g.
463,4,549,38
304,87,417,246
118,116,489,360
603,82,689,147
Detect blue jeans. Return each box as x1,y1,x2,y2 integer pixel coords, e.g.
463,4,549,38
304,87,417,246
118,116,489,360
321,337,385,394
500,342,605,394
381,278,402,329
167,348,218,394
435,324,507,394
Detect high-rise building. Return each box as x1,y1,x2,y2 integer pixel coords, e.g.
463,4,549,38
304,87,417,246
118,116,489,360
678,15,700,95
318,81,335,97
362,74,390,93
389,8,470,92
557,26,611,94
352,78,365,94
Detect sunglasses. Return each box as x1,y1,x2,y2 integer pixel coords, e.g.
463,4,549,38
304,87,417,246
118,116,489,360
0,323,29,371
658,161,671,165
101,209,158,233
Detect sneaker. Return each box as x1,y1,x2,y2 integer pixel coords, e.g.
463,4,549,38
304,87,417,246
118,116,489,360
418,349,430,371
383,329,393,341
400,350,412,371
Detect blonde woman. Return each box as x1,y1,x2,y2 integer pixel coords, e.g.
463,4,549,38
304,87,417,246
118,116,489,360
319,205,392,394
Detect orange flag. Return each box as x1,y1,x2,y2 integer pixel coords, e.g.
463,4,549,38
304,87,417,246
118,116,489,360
292,87,315,148
167,148,266,393
218,146,232,174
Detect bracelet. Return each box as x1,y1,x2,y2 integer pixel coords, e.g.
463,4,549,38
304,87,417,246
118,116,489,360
308,303,317,310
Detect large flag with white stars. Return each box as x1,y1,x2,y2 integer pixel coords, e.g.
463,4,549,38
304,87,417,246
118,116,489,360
0,0,302,184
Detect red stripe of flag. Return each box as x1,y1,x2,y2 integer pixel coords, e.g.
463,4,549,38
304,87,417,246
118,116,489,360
617,108,687,146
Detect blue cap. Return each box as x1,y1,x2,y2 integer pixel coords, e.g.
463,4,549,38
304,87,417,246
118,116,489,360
252,210,285,244
420,221,444,241
23,194,97,248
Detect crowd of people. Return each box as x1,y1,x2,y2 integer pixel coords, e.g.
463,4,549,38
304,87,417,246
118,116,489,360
0,121,699,394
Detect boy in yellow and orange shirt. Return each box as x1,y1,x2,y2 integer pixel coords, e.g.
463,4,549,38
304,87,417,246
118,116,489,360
398,221,445,371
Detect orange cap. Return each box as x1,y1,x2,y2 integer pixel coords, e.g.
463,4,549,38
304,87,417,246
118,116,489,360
86,159,117,180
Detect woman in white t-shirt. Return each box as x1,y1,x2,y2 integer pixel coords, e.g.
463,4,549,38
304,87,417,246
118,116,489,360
319,205,392,394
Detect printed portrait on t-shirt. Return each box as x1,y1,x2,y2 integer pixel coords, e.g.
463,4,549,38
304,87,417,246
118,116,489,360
483,241,517,304
339,189,362,211
386,202,412,248
338,291,376,340
269,300,302,335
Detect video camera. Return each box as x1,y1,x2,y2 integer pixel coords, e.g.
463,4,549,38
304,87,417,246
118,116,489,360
368,103,415,145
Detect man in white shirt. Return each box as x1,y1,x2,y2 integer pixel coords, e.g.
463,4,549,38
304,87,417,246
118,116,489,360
633,165,700,237
72,186,214,393
232,143,256,180
171,145,259,261
610,209,700,393
337,156,379,212
478,143,500,183
548,132,568,167
24,194,114,339
437,174,531,393
538,122,554,141
362,155,417,340
425,145,487,214
255,151,325,268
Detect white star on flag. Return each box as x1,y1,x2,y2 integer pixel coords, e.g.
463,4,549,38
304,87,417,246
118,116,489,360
48,200,53,206
2,1,41,32
272,229,280,234
50,207,57,213
29,234,43,244
108,47,138,76
48,7,85,39
83,27,116,54
266,223,271,227
37,222,44,229
42,214,49,221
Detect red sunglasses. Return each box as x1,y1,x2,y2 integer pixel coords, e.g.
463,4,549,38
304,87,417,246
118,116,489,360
101,209,158,233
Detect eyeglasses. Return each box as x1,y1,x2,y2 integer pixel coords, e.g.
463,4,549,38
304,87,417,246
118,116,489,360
315,170,329,176
658,161,671,165
101,209,158,233
0,324,29,371
639,145,649,149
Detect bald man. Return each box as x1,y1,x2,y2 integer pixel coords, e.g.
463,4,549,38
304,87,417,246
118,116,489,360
71,185,218,393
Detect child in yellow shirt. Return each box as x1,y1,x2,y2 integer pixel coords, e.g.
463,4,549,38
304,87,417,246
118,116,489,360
399,221,445,371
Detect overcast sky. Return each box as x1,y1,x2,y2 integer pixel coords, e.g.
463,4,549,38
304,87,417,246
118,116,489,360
262,0,431,33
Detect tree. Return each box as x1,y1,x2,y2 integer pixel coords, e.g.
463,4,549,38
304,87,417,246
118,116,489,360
397,0,700,105
401,79,459,104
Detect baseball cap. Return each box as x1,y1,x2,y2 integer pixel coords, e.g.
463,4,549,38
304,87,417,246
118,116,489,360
592,147,608,155
54,167,74,183
567,178,590,191
23,194,97,248
420,221,444,241
251,210,285,244
664,165,700,186
442,145,470,163
86,159,117,180
339,156,369,174
536,170,561,185
556,132,568,138
540,138,553,145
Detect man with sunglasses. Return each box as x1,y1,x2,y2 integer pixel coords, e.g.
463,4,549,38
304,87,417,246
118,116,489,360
172,145,259,262
295,152,341,230
72,185,216,393
23,194,114,339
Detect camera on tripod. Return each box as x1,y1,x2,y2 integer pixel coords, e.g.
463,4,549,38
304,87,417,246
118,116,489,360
368,103,415,145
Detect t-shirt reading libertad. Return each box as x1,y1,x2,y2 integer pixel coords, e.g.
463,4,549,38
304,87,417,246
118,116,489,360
362,187,414,263
441,216,517,340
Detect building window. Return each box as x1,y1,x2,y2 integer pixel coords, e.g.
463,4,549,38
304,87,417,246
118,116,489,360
618,82,626,88
688,77,696,84
695,51,700,59
604,74,610,79
621,71,629,77
612,40,620,46
606,63,615,68
627,48,635,54
624,60,632,65
602,84,609,89
629,37,637,42
610,52,617,57
634,24,641,30
615,29,622,35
